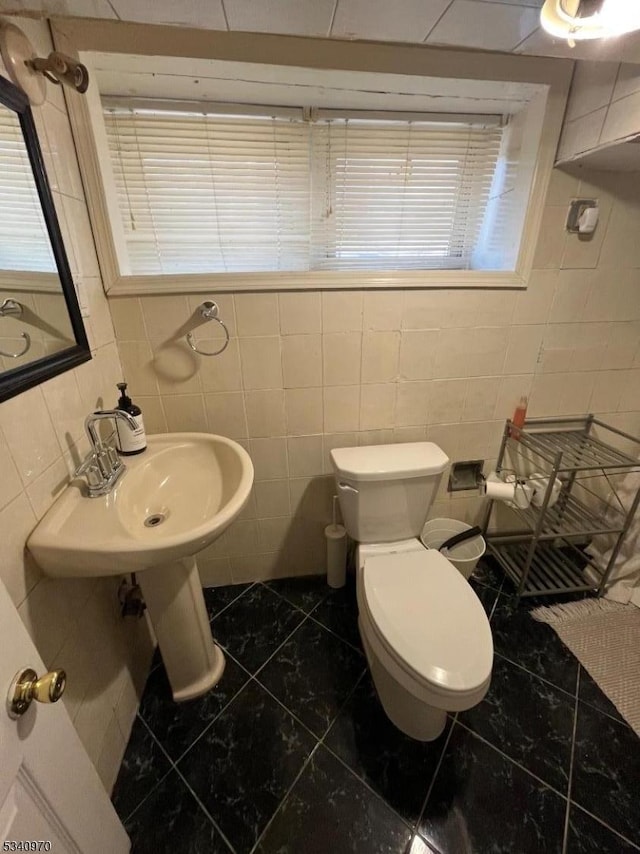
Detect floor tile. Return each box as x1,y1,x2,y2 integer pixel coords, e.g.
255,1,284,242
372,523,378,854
460,655,574,793
258,618,365,737
255,745,412,854
469,578,501,617
111,717,171,820
177,680,315,852
310,579,362,649
211,584,305,672
491,592,579,695
203,582,252,620
405,837,438,854
419,725,566,854
138,656,250,760
566,803,640,853
125,770,230,854
266,574,331,613
571,700,640,844
325,672,451,825
470,556,504,591
577,665,626,726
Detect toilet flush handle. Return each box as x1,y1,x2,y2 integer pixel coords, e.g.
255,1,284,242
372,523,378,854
338,482,358,494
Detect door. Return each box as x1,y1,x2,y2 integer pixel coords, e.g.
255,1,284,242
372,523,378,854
0,578,130,853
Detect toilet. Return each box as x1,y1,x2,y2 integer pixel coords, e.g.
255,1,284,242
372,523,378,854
331,442,493,742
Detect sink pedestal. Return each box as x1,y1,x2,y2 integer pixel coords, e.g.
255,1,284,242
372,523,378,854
138,556,225,701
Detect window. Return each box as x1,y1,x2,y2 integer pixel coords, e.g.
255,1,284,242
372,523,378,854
0,110,55,273
103,104,504,277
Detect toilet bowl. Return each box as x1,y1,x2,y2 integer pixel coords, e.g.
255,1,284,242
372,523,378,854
331,442,493,742
357,539,493,740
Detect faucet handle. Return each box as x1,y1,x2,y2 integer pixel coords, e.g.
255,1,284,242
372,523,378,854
75,452,96,478
106,444,122,471
74,455,103,489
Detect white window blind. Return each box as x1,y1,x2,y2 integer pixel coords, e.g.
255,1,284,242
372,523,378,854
311,119,503,270
103,105,504,276
104,109,310,274
0,110,55,273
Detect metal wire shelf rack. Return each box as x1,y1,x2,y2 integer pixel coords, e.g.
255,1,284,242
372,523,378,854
481,415,640,599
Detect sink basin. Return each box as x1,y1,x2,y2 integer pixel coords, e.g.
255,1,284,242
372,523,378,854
28,432,254,702
28,432,253,577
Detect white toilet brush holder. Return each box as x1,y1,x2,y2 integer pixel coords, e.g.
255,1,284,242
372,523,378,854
326,496,347,588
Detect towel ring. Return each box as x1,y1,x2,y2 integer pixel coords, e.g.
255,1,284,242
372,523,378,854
0,298,31,358
0,332,30,359
186,301,230,357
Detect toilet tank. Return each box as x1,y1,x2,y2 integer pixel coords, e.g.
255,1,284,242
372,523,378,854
330,443,450,544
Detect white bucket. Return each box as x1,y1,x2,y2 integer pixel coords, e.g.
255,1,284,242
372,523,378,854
420,517,486,580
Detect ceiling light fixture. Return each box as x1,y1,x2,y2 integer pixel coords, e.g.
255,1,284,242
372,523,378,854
541,0,640,42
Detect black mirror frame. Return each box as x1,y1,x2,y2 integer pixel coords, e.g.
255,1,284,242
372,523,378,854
0,74,90,403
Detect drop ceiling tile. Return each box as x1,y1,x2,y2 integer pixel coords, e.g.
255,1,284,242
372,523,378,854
612,63,640,103
426,0,539,51
331,0,450,43
62,0,118,15
565,61,619,122
0,0,117,13
223,0,336,37
109,0,227,28
472,0,542,6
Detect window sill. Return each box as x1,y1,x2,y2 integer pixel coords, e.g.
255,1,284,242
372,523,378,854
106,268,526,296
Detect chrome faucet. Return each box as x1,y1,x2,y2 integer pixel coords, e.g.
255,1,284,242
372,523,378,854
75,409,138,497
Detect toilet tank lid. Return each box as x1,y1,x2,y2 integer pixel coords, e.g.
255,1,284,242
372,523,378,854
330,442,449,482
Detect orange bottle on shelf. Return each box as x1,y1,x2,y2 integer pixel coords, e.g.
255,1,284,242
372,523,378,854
510,395,528,438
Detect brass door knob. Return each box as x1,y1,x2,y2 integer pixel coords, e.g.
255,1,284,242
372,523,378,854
8,667,66,719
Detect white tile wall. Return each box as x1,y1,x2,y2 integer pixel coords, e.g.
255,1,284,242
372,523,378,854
113,165,640,585
0,19,153,794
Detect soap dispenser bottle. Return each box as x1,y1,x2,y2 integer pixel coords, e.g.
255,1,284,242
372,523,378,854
115,382,147,455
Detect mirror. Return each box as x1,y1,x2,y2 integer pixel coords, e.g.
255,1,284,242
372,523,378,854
0,74,89,403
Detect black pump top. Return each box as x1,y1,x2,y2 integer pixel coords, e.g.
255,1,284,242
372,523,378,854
117,382,132,409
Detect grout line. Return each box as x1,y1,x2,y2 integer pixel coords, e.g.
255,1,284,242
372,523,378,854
421,0,455,42
561,666,581,854
250,614,311,680
220,0,231,31
119,714,177,824
414,714,458,837
263,581,332,615
249,672,322,744
173,765,238,854
255,637,366,743
248,741,321,854
513,24,539,53
305,609,364,655
454,718,570,802
568,801,640,852
207,581,257,623
320,739,416,834
314,667,415,834
170,674,253,766
492,649,578,704
327,0,340,37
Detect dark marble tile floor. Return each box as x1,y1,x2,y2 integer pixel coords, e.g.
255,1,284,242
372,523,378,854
113,565,640,854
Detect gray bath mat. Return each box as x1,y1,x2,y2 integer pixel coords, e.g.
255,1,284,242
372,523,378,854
532,598,640,737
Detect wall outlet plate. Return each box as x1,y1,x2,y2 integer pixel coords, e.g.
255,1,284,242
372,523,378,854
448,460,484,492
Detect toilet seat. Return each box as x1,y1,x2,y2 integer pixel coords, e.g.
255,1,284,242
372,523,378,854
361,548,493,700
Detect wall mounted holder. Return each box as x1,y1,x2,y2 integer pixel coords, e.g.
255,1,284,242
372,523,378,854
448,459,485,492
0,298,30,358
186,301,230,356
566,198,599,234
0,21,89,106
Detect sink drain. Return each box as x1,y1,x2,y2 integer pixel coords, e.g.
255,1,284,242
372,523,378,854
144,513,166,528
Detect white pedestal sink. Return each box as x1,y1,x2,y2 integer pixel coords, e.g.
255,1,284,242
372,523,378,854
27,433,254,702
